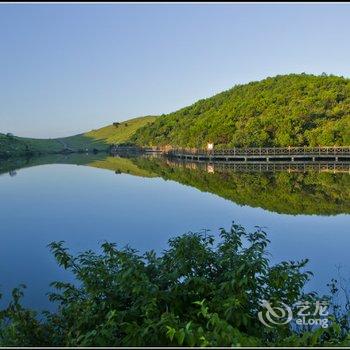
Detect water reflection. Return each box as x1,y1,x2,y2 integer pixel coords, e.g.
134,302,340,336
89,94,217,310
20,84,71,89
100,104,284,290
0,154,349,311
133,156,350,216
1,154,349,216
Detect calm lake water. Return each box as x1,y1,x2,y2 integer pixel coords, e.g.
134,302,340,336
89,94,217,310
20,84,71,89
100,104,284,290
0,154,349,311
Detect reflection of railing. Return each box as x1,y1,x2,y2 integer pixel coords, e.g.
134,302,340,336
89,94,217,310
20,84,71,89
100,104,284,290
213,162,350,173
168,160,350,174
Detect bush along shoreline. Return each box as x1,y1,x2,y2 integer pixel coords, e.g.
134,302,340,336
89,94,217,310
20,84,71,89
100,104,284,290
0,223,349,347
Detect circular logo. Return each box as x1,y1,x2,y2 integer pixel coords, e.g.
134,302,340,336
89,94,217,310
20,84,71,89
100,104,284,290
258,300,293,328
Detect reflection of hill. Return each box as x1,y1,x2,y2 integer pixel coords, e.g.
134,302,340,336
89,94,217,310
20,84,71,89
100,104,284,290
0,154,106,176
2,154,349,216
88,156,157,178
132,157,350,216
0,154,156,178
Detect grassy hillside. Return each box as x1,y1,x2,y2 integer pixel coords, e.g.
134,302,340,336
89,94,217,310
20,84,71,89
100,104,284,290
84,116,157,145
56,116,157,152
0,116,157,158
53,116,157,152
132,74,350,148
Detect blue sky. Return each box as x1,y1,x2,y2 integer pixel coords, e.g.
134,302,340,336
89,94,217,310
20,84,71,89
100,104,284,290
1,3,350,138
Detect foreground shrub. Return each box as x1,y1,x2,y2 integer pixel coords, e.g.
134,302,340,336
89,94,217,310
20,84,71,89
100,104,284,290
1,223,349,346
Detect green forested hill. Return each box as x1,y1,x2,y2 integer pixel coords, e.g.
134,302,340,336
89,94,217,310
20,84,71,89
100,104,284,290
132,74,350,148
0,133,63,158
2,74,350,158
